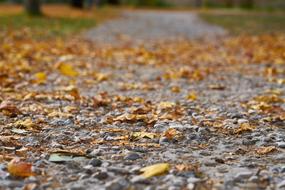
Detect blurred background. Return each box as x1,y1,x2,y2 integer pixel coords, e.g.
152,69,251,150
0,0,284,38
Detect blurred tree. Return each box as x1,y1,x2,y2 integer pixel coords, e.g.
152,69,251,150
24,0,42,16
240,0,254,9
71,0,84,8
225,0,233,8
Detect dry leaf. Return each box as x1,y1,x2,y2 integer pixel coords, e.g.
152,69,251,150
164,128,181,140
256,146,276,155
187,91,197,101
140,163,170,178
130,132,157,141
14,118,35,129
158,102,176,110
171,86,181,93
7,158,35,177
34,72,47,84
0,100,21,116
58,63,78,77
234,123,255,134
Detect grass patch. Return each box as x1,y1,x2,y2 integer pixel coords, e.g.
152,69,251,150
0,14,97,38
0,4,120,38
199,10,285,35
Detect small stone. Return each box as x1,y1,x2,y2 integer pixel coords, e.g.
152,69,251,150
187,177,201,183
130,176,150,184
280,166,285,173
199,150,211,156
248,176,259,183
203,160,217,167
278,180,285,188
277,142,285,148
89,158,102,167
217,166,228,173
124,152,141,161
187,183,195,190
105,178,129,190
69,185,85,190
159,137,170,144
234,171,253,182
237,119,248,124
93,172,109,180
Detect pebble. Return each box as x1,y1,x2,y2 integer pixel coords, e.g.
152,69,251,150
93,172,109,180
187,183,195,190
234,171,253,182
159,137,170,144
124,152,141,161
203,160,217,167
277,142,285,148
105,178,129,190
130,176,150,184
278,180,285,188
89,158,102,167
237,119,249,124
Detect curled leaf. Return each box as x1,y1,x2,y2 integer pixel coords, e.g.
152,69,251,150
7,158,35,177
140,163,170,178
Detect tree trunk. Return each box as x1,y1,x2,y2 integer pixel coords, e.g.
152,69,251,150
108,0,120,5
24,0,42,16
71,0,84,8
240,0,254,9
225,0,233,8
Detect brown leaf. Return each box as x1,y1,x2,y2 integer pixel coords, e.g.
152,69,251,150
256,146,276,155
0,100,21,116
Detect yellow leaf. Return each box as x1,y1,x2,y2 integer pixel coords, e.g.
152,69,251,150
130,132,157,140
140,163,170,178
14,118,35,129
58,63,78,77
158,102,176,110
171,86,180,93
34,72,47,84
8,158,35,177
187,91,197,101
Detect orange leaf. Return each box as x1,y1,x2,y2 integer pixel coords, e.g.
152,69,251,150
7,158,35,177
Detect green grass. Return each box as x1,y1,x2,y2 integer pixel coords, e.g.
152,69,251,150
200,11,285,35
0,14,97,38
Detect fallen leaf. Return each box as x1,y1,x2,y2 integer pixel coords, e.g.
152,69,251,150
171,86,181,93
158,102,176,110
208,84,225,90
140,163,170,178
7,158,35,177
234,123,255,134
187,91,197,101
11,128,28,135
130,132,157,141
164,128,181,140
256,146,276,155
58,63,78,77
48,153,86,163
14,118,35,129
34,72,47,84
0,100,21,116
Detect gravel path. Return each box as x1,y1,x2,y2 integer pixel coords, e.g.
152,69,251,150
1,11,285,190
85,10,226,44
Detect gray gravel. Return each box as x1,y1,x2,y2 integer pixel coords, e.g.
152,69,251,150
85,10,226,44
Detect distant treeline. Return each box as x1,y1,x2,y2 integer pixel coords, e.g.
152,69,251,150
2,0,285,10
